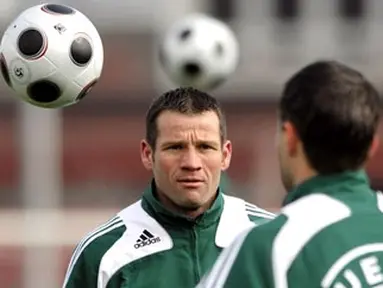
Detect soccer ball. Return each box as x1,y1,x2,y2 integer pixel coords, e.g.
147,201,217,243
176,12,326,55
159,14,239,91
0,4,104,108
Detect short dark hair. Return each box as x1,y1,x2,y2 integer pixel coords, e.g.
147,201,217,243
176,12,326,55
280,60,382,174
145,87,227,149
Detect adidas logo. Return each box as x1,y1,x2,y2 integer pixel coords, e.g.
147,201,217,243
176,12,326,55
134,229,161,249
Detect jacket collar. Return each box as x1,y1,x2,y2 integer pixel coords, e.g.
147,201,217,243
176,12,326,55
141,180,224,228
283,170,372,206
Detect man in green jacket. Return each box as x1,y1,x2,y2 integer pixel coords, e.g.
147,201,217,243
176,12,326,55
197,60,383,288
62,87,275,288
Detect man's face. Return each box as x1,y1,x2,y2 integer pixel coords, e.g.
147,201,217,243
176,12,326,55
141,110,232,211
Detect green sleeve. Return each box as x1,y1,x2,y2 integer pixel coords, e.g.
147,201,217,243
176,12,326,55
63,247,99,288
62,220,126,288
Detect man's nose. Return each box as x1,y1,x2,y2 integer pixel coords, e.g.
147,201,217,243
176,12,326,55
180,149,202,171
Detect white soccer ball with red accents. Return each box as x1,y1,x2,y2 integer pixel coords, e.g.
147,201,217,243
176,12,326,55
0,4,104,108
159,14,239,91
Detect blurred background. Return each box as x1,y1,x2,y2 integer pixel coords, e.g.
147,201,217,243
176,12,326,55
1,0,383,287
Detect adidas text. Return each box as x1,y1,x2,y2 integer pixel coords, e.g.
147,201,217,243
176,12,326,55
134,237,161,249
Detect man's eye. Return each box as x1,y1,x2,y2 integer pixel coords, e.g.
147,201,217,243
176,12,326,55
199,144,212,150
168,145,183,150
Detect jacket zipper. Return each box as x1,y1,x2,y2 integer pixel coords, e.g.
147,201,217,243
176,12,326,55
191,225,201,283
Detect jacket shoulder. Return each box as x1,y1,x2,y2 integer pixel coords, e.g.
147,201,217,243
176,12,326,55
244,200,276,224
214,195,275,248
62,213,127,287
98,200,174,286
222,194,276,224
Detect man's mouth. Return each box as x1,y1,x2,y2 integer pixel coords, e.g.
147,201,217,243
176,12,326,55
177,178,204,187
177,178,203,183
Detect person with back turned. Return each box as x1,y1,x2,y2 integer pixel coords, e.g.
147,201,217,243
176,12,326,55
197,60,383,288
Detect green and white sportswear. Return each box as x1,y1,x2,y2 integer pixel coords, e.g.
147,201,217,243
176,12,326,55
62,182,275,288
197,170,383,288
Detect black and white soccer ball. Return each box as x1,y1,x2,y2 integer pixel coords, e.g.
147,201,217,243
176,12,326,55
159,14,239,91
0,4,104,108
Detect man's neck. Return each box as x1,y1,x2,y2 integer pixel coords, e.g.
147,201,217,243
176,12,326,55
293,165,318,188
156,190,216,219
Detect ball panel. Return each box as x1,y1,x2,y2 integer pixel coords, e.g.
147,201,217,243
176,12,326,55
41,4,75,15
183,62,202,77
179,29,192,41
27,80,61,103
70,36,92,66
0,54,12,87
17,29,47,59
9,59,31,85
76,78,98,101
214,42,224,57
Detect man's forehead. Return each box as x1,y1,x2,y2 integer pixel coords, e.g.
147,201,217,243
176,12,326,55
157,111,220,129
156,111,220,138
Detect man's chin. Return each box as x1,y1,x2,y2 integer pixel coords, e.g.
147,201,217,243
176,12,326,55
177,199,202,211
176,202,207,219
176,193,214,212
171,187,217,216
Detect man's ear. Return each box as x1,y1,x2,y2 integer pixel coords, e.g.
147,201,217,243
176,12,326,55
141,140,154,171
367,134,380,160
283,121,300,157
221,140,232,171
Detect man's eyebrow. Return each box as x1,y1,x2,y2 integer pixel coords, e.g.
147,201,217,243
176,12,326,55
160,141,184,147
160,140,219,147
